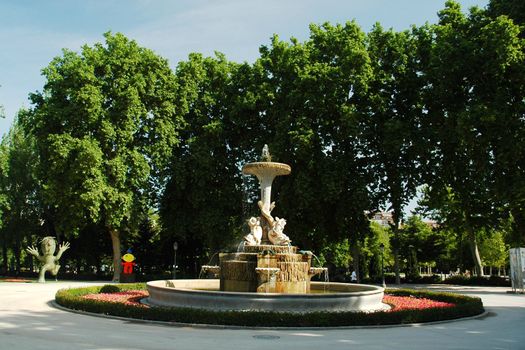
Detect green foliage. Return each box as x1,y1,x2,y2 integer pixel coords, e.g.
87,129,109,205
160,53,245,257
0,114,42,272
1,1,524,279
56,286,483,327
443,275,510,287
422,1,525,268
487,0,525,26
399,216,444,278
319,239,351,269
22,32,183,280
479,231,508,268
99,284,121,293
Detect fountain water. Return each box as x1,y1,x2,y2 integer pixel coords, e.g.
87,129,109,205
147,145,385,313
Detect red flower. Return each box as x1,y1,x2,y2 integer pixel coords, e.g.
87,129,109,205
83,290,150,308
383,294,455,312
82,291,454,313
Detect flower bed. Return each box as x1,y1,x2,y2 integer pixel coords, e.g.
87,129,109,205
56,284,484,327
383,294,454,311
83,290,149,307
81,290,456,312
0,277,33,283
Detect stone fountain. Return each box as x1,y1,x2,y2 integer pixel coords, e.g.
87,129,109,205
147,146,385,313
219,145,325,293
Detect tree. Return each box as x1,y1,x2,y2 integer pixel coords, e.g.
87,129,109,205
160,53,246,272
479,230,507,275
479,6,525,246
362,24,431,283
487,0,525,27
1,84,5,119
253,23,378,284
0,115,42,274
22,32,182,281
421,1,524,275
399,215,444,278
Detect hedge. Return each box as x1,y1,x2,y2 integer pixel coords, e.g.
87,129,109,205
442,275,510,287
55,285,484,327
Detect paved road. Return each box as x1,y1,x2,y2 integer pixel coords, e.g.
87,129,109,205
0,281,524,350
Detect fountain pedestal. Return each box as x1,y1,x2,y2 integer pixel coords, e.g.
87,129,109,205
219,245,320,293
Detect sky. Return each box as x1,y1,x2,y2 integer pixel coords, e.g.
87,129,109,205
0,0,490,137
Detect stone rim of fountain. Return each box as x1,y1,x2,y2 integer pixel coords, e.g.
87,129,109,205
147,279,387,313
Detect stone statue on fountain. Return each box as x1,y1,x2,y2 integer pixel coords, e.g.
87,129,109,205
243,145,291,246
258,200,291,245
244,216,263,245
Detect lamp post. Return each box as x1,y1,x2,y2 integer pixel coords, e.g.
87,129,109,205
173,241,178,279
379,243,386,288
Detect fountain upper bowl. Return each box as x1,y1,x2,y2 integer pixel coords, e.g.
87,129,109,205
242,162,291,177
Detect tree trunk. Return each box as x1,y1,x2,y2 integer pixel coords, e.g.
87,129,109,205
351,243,360,283
412,249,420,277
390,209,402,285
511,208,525,246
14,234,21,275
109,229,121,282
2,238,7,274
393,248,400,284
467,236,483,277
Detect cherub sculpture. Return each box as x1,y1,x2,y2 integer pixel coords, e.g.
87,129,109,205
244,217,263,245
27,237,70,283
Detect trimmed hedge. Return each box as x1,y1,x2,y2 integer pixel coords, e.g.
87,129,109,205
55,285,484,327
442,275,510,287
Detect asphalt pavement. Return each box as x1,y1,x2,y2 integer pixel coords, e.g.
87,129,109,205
0,281,524,350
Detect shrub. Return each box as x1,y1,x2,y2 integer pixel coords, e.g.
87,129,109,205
405,274,442,284
99,285,121,294
442,275,510,287
55,285,484,327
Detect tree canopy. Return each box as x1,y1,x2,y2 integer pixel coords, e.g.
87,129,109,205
21,32,182,281
0,0,523,281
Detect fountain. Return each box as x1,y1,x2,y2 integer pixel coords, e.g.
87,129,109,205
147,145,385,313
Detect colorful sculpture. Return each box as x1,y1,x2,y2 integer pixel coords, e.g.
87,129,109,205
121,250,136,274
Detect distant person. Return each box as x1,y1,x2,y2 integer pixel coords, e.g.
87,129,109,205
351,270,357,283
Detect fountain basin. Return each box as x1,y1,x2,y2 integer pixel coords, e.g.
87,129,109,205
146,279,386,313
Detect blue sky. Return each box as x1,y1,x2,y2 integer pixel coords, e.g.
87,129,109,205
0,0,489,136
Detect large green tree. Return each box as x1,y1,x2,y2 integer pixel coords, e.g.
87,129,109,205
482,3,525,246
422,1,524,275
362,24,431,283
252,22,378,281
0,115,41,274
160,53,246,270
23,32,182,281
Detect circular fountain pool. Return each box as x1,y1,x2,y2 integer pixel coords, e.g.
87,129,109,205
146,279,386,313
